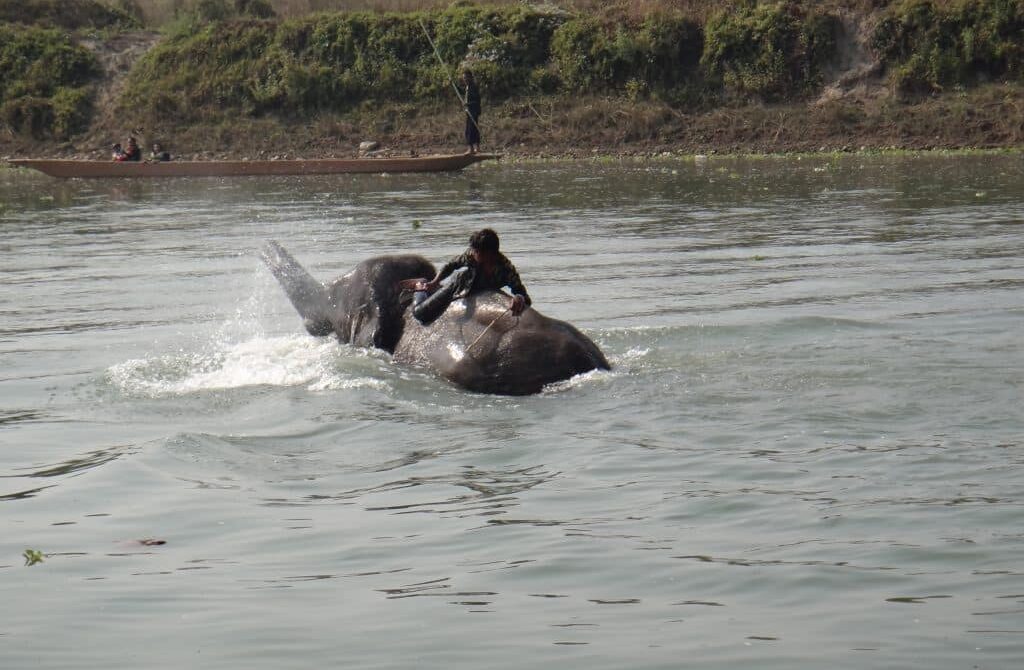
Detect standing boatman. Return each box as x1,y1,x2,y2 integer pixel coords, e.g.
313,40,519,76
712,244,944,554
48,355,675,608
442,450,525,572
462,70,481,155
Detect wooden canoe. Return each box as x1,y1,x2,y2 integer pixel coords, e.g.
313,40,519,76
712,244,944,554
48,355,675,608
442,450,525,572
8,153,497,178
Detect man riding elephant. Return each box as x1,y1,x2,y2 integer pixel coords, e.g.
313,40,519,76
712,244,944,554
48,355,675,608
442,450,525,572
403,228,530,325
262,232,609,395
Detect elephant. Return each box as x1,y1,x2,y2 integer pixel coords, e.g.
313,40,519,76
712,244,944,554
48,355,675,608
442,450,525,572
261,241,610,395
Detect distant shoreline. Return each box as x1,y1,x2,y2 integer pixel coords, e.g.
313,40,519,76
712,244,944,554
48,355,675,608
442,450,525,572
5,82,1023,163
4,1,1024,164
5,146,1021,171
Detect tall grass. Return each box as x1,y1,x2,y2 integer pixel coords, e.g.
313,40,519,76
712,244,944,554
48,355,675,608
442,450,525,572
0,24,100,138
0,0,138,29
702,2,840,102
5,0,1024,141
124,1,719,26
112,0,1024,131
103,1,899,28
872,0,1024,94
119,3,730,130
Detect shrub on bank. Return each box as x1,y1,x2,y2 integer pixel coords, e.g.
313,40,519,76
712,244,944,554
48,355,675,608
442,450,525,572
10,0,1023,143
123,4,717,127
183,0,277,22
873,0,1024,94
0,0,139,31
0,25,99,138
702,1,839,102
124,5,574,123
549,13,703,96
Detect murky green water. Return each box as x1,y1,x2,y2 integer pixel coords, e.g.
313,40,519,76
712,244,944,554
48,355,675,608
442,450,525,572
1,155,1022,668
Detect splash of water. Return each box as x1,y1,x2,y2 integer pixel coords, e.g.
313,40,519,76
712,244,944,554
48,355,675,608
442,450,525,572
105,263,396,397
107,335,353,397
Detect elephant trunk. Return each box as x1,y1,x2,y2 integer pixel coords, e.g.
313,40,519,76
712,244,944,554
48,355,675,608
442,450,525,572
261,241,334,336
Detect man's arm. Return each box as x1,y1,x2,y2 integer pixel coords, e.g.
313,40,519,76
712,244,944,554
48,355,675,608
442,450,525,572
502,259,531,310
428,253,468,287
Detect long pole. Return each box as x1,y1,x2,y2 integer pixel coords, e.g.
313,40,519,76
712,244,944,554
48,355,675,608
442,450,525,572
418,18,481,138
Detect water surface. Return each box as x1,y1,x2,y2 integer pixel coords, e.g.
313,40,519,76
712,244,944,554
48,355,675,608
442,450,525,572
1,155,1022,668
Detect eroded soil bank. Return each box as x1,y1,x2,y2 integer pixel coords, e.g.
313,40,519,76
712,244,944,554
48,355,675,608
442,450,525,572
5,83,1022,162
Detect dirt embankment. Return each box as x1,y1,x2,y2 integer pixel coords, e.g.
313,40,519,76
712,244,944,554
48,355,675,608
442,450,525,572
3,15,1022,161
78,31,163,148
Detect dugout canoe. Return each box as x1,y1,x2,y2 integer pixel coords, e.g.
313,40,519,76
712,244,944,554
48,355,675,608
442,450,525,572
8,153,497,178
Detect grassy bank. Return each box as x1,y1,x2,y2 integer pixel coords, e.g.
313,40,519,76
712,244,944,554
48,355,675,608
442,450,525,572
0,0,138,30
1,0,1023,158
118,1,844,122
0,24,102,139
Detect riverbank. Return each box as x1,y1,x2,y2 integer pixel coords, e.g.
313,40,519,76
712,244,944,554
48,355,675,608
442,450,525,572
2,1,1023,160
5,82,1023,162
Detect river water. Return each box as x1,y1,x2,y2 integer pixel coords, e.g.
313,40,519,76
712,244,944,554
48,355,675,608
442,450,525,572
1,154,1022,669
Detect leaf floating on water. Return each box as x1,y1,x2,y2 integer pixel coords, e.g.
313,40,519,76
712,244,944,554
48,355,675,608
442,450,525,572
886,595,953,604
23,548,45,566
672,600,725,607
588,598,641,605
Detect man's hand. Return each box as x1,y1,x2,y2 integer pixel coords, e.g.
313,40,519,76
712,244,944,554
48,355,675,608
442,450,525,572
510,294,526,316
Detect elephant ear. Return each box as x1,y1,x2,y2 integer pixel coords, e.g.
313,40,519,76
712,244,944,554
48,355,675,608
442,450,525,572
261,241,334,336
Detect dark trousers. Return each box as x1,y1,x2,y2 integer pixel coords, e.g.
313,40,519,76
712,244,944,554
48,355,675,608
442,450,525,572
465,107,481,146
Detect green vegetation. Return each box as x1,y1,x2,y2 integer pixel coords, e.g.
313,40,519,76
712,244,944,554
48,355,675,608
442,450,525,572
122,2,840,127
0,25,100,138
702,1,839,102
550,13,703,97
23,548,45,566
0,0,139,31
191,0,277,21
123,5,577,124
0,0,137,140
1,0,1022,149
873,0,1024,94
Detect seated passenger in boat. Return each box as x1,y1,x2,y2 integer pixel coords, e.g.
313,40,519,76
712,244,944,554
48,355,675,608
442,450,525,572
111,143,125,161
402,228,531,325
149,143,171,162
121,137,142,162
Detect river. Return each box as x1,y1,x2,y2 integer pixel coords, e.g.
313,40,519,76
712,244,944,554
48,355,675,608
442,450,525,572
1,154,1022,668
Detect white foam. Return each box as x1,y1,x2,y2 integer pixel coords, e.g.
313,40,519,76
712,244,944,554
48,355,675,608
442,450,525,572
309,373,389,392
541,367,613,395
107,335,381,397
612,347,651,366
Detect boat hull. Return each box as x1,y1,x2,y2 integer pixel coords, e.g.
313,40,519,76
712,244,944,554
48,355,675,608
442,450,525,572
8,153,497,178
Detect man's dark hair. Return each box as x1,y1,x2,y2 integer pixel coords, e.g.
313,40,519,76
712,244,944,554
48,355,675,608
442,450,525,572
469,228,499,253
